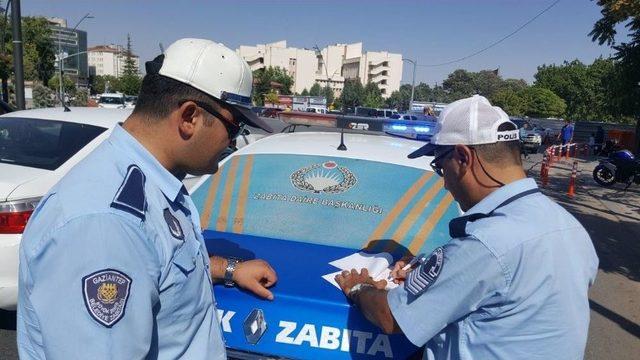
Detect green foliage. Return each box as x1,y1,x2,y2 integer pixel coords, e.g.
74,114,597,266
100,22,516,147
22,17,55,83
32,83,54,108
118,34,142,96
300,88,309,96
252,66,294,105
340,78,365,109
47,74,76,94
89,75,119,94
385,84,412,111
491,89,526,116
363,82,384,108
309,83,322,96
70,89,88,107
520,87,566,118
264,90,279,104
442,69,475,99
322,85,334,105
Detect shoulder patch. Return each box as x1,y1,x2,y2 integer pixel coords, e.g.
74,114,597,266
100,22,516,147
111,165,147,220
82,269,132,328
405,247,444,296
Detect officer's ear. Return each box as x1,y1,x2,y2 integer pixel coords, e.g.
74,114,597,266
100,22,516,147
453,144,473,172
176,101,199,140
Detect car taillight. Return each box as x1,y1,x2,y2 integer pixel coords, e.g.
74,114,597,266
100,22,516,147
0,197,41,234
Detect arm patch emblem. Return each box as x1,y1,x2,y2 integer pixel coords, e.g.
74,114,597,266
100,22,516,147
405,247,444,296
82,269,132,328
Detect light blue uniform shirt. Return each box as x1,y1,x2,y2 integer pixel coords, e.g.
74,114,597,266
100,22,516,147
388,178,598,359
17,125,226,359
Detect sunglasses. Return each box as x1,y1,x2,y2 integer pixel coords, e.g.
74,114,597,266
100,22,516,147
182,100,246,141
430,147,455,177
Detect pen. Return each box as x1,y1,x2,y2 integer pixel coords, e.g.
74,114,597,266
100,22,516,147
388,253,426,281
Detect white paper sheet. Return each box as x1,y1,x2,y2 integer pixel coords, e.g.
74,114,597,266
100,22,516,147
322,251,398,290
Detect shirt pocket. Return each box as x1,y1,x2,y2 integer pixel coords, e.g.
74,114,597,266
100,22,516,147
165,237,211,318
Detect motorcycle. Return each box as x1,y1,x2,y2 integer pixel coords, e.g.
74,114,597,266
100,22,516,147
592,150,640,189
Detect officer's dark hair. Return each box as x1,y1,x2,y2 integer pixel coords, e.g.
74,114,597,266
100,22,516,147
132,54,219,123
473,122,521,165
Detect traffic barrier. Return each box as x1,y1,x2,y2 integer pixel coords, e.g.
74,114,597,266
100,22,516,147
567,160,578,198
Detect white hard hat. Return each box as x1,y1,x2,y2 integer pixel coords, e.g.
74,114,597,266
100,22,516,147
146,38,272,132
408,95,519,158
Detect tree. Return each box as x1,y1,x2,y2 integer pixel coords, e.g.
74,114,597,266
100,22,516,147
385,84,412,111
89,75,120,94
252,66,294,105
340,78,365,110
521,87,566,118
590,0,640,152
322,85,334,105
0,16,55,101
442,69,476,99
47,74,76,95
309,83,322,96
492,89,526,116
300,88,309,96
118,34,142,95
32,83,54,108
70,89,88,107
264,90,279,105
22,17,56,84
363,82,384,108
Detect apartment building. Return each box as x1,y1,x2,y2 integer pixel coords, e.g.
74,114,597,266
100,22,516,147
88,44,140,78
237,41,402,98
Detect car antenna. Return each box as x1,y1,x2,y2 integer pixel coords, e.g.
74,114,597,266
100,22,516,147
337,126,347,151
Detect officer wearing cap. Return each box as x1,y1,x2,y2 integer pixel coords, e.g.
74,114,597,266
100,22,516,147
17,38,277,359
336,95,598,359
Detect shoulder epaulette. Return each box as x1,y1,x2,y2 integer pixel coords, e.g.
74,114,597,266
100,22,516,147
111,165,147,221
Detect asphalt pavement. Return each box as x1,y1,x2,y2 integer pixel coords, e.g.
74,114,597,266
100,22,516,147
1,129,638,359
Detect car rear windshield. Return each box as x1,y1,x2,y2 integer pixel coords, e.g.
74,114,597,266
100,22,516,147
99,96,124,104
192,154,459,256
0,117,106,170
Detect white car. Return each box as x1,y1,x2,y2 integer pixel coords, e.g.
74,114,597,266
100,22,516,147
0,107,130,309
0,107,262,310
98,93,127,109
189,112,458,359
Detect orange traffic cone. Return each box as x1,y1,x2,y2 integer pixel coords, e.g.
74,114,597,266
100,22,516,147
541,154,549,187
567,160,577,198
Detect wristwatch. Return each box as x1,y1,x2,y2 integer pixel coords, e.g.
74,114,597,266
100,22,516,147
348,283,374,300
223,257,242,287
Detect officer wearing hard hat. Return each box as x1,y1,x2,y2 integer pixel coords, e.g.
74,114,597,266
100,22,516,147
336,95,598,359
18,38,277,359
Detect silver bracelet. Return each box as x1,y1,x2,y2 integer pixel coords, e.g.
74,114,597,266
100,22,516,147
348,283,374,300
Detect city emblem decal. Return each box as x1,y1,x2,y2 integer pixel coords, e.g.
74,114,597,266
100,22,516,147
290,161,357,194
82,269,132,327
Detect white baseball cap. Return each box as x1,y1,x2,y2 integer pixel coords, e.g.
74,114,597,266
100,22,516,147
408,95,519,158
146,38,272,132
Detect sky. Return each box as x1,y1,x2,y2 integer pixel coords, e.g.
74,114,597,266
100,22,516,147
21,0,629,86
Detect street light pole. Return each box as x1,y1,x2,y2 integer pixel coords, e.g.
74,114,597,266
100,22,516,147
402,58,417,113
58,13,93,106
10,0,25,109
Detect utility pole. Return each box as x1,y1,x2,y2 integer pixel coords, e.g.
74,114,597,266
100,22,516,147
402,58,417,113
10,0,24,109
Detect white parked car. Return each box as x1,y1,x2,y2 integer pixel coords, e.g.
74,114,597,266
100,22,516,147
0,108,129,309
98,93,127,109
0,107,262,310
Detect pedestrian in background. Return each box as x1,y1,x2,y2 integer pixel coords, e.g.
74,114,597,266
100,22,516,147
17,38,277,359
